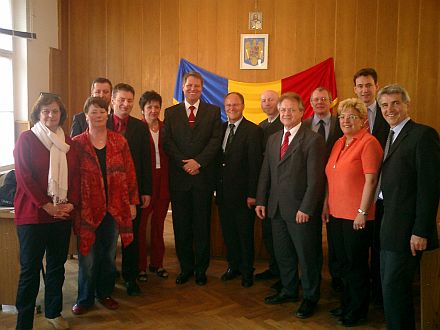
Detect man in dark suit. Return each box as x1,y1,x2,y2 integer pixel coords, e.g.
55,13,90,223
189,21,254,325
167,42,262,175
70,77,113,137
255,90,283,284
303,87,343,293
353,68,389,147
353,68,390,305
377,84,439,330
256,92,326,319
162,71,222,286
216,92,263,288
108,83,152,296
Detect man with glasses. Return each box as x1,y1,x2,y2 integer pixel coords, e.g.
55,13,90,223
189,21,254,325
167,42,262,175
256,92,326,319
216,92,263,288
303,87,343,293
71,77,113,137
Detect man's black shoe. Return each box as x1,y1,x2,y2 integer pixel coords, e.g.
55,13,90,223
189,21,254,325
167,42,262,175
241,275,254,288
195,272,207,286
125,281,141,296
295,299,317,319
264,292,298,305
338,312,367,327
255,269,278,280
329,307,345,318
175,272,193,285
221,268,240,281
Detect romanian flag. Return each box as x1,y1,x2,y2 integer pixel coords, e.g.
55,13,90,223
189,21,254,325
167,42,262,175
173,58,337,124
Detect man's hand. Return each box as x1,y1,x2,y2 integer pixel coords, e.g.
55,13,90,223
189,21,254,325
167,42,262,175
246,197,256,209
296,210,310,224
182,159,201,175
255,205,266,219
141,195,151,208
410,234,428,256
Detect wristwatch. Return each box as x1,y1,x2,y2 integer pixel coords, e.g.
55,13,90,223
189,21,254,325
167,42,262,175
358,208,368,216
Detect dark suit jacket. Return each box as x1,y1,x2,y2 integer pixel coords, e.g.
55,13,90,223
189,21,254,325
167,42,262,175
380,120,439,252
259,116,283,151
107,114,152,197
302,115,343,159
256,124,326,220
216,118,263,208
162,102,222,192
71,112,88,137
371,103,389,148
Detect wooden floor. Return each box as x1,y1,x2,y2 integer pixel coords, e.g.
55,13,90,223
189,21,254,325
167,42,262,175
1,212,410,329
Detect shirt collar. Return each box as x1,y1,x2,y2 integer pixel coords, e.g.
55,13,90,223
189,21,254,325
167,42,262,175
284,122,301,136
228,116,244,128
185,99,201,110
312,113,331,126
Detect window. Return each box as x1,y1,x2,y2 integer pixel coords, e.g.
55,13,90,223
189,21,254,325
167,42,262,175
0,0,14,168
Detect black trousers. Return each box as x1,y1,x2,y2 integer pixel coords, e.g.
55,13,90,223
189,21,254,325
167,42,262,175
330,216,371,317
16,221,71,330
219,204,255,276
171,189,213,274
370,199,383,302
380,249,420,330
121,205,141,282
261,216,279,275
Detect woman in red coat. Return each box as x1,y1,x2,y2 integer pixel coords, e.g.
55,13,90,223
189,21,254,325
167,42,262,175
137,91,170,281
71,97,139,315
14,93,80,330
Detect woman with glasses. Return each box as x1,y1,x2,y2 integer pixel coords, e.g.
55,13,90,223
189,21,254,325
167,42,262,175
71,96,138,315
137,90,170,281
14,93,80,330
322,98,383,327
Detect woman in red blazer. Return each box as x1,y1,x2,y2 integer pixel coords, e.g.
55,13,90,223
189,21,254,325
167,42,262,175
72,97,139,315
137,91,170,280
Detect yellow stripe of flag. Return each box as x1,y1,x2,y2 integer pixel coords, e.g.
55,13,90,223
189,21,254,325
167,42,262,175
228,80,282,124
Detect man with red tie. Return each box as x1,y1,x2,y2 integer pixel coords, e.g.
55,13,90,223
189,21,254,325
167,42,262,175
162,71,222,286
255,92,326,319
108,83,152,296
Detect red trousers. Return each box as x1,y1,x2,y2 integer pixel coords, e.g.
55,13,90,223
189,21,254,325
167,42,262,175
138,168,170,271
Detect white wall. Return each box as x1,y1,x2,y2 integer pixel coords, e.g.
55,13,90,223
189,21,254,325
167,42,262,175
25,0,58,117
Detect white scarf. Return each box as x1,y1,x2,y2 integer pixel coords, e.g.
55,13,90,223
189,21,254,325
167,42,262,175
31,121,70,204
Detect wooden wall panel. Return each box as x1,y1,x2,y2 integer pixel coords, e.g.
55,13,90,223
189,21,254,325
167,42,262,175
376,0,399,86
334,0,357,100
140,0,161,94
61,0,440,131
415,0,439,124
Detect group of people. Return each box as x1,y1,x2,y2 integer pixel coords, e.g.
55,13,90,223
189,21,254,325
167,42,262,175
13,68,439,330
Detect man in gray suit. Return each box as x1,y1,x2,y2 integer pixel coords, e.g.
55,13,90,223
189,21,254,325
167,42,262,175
303,87,343,292
256,92,326,319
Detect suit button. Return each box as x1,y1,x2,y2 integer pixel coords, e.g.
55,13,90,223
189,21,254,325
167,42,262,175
222,163,226,167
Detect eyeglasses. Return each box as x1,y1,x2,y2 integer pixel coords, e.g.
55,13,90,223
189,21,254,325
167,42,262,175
41,108,61,116
225,103,243,108
338,114,359,120
279,108,299,113
311,97,329,103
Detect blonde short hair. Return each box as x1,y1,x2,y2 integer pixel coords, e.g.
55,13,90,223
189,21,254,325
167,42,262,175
337,98,367,120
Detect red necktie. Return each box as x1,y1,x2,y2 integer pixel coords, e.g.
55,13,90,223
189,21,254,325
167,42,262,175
188,106,196,128
280,131,291,159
